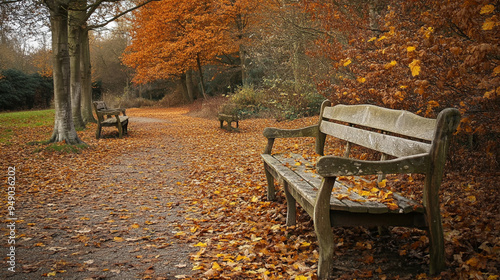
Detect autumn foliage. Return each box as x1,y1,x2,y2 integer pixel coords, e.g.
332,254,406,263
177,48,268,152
122,0,263,84
300,0,499,171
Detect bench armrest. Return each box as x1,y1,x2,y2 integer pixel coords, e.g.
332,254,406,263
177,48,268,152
263,125,318,154
98,109,125,115
263,125,318,139
316,153,430,177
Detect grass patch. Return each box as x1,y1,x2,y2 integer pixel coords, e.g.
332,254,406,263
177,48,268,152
0,109,54,143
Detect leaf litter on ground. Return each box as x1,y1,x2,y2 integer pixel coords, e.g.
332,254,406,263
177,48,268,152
0,105,498,279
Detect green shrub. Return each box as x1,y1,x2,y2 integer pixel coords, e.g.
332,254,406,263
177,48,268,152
221,81,325,120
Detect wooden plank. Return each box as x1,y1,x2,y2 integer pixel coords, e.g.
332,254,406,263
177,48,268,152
272,154,389,214
316,153,430,177
329,211,426,228
263,125,318,139
322,104,436,141
393,193,424,213
320,121,431,157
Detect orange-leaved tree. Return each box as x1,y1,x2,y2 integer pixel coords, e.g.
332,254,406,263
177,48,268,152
303,0,499,171
122,0,262,100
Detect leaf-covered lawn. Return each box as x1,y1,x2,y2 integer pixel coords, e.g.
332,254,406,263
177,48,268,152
0,106,498,279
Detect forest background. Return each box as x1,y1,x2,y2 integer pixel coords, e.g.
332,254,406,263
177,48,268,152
1,0,498,172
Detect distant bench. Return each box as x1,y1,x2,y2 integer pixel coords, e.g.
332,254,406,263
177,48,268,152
261,100,460,279
218,113,239,130
93,101,129,139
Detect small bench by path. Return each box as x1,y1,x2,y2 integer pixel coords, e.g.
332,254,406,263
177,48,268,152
93,101,129,139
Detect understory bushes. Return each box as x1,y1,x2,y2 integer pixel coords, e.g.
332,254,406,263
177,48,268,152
220,79,325,121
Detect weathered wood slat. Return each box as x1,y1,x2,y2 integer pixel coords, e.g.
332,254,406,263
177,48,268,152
275,154,386,213
316,153,430,177
322,104,436,141
320,121,431,157
263,125,318,139
267,154,423,215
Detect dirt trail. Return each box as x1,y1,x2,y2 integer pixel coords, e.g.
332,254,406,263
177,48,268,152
2,115,197,280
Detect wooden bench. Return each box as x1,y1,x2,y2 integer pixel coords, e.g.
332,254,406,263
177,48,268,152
218,113,239,130
93,101,129,139
261,100,460,279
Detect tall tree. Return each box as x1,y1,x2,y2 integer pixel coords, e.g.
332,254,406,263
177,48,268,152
44,0,83,144
122,0,264,96
68,0,86,129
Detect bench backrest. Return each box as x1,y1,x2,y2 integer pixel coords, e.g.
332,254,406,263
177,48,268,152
92,101,109,123
93,101,107,111
318,101,460,159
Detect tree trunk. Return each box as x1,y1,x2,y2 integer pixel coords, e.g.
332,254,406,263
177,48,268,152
47,0,84,144
185,70,195,102
196,54,208,100
178,74,192,103
239,44,248,87
293,42,301,92
81,28,96,123
68,0,86,129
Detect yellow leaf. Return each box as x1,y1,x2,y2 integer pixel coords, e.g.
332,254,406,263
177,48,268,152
131,223,140,229
194,242,207,247
236,255,248,261
384,60,397,69
424,27,434,38
300,241,311,247
295,276,308,280
482,17,497,31
295,162,302,166
212,262,222,270
428,100,439,107
484,89,495,99
47,271,57,276
494,65,500,75
378,35,387,41
480,4,495,15
335,194,349,200
368,37,377,42
378,179,387,188
357,77,366,83
114,237,124,242
251,196,258,202
407,46,416,52
192,265,203,270
343,59,352,66
409,59,421,76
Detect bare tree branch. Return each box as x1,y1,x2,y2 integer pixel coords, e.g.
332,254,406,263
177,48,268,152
87,0,158,30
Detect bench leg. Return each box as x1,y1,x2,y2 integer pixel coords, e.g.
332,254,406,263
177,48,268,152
123,121,128,135
425,177,445,275
314,177,336,280
284,181,296,226
117,122,123,138
96,125,102,139
220,120,224,129
264,163,276,201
